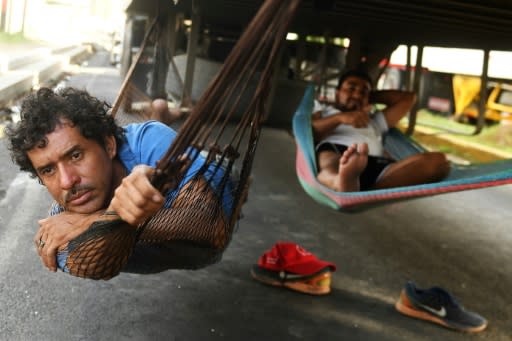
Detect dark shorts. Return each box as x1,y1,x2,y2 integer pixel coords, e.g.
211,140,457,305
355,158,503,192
317,142,395,191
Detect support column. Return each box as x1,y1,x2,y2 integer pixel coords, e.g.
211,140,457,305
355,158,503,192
406,45,423,135
295,33,305,78
0,0,6,32
404,45,412,91
263,44,285,125
182,2,200,107
475,49,490,135
167,11,178,58
150,13,173,99
344,35,361,70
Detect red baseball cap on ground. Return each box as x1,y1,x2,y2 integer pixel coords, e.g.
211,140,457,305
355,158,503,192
257,242,336,275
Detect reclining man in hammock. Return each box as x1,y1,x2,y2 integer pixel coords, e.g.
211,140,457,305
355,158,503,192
313,69,450,192
6,87,233,273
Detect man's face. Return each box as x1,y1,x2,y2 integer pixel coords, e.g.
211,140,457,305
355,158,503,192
27,120,117,214
335,76,371,111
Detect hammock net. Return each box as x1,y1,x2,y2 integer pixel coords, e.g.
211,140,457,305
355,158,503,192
58,0,301,280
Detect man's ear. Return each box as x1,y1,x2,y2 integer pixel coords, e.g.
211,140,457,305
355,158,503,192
105,135,117,159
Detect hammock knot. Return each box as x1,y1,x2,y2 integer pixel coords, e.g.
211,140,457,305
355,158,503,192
192,142,204,151
208,143,222,155
152,158,187,194
223,145,240,161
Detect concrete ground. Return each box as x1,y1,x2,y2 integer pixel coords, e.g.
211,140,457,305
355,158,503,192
0,50,511,340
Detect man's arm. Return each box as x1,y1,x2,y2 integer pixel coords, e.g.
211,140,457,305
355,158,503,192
311,105,372,142
369,90,416,128
35,165,164,272
35,210,115,271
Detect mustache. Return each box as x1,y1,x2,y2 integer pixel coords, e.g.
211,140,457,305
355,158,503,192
347,98,362,109
339,98,363,111
64,185,94,203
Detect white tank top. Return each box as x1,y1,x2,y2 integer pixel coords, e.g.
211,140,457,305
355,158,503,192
314,101,389,157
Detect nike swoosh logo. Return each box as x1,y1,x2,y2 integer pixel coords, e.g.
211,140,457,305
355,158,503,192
418,303,447,317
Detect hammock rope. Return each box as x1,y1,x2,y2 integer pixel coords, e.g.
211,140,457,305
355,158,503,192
293,84,512,211
60,0,302,280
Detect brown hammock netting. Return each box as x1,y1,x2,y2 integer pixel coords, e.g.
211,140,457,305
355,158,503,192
58,0,301,280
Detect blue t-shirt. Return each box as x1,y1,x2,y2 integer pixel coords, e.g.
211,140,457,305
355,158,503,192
54,121,233,271
119,121,232,211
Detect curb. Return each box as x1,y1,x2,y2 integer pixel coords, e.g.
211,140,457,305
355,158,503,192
0,44,93,107
412,125,512,160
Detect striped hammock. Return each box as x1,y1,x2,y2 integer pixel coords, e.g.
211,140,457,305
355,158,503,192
293,85,512,211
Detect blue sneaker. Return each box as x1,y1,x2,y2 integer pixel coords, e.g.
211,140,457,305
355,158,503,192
395,281,487,333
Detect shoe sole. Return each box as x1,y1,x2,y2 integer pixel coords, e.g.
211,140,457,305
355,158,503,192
395,290,487,333
250,267,331,295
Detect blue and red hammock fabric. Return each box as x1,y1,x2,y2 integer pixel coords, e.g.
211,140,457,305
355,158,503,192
293,85,512,211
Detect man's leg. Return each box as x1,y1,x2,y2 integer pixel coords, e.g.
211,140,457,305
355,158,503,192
373,152,450,189
317,143,369,192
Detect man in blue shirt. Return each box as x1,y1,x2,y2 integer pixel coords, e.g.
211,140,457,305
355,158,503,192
6,87,232,273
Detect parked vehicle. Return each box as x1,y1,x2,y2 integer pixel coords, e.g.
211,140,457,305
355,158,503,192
453,75,512,123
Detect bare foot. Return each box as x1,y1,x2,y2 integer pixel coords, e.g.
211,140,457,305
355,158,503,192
150,99,182,125
335,143,368,192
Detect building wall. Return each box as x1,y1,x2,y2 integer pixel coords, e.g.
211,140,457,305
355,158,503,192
3,0,25,34
1,0,129,48
390,45,512,81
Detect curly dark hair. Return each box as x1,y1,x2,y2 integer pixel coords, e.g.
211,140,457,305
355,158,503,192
5,87,125,178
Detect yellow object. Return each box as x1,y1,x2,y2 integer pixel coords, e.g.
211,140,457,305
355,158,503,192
452,75,481,119
486,83,512,121
452,75,512,122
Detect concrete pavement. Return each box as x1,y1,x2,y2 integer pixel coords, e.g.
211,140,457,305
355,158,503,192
0,49,511,340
